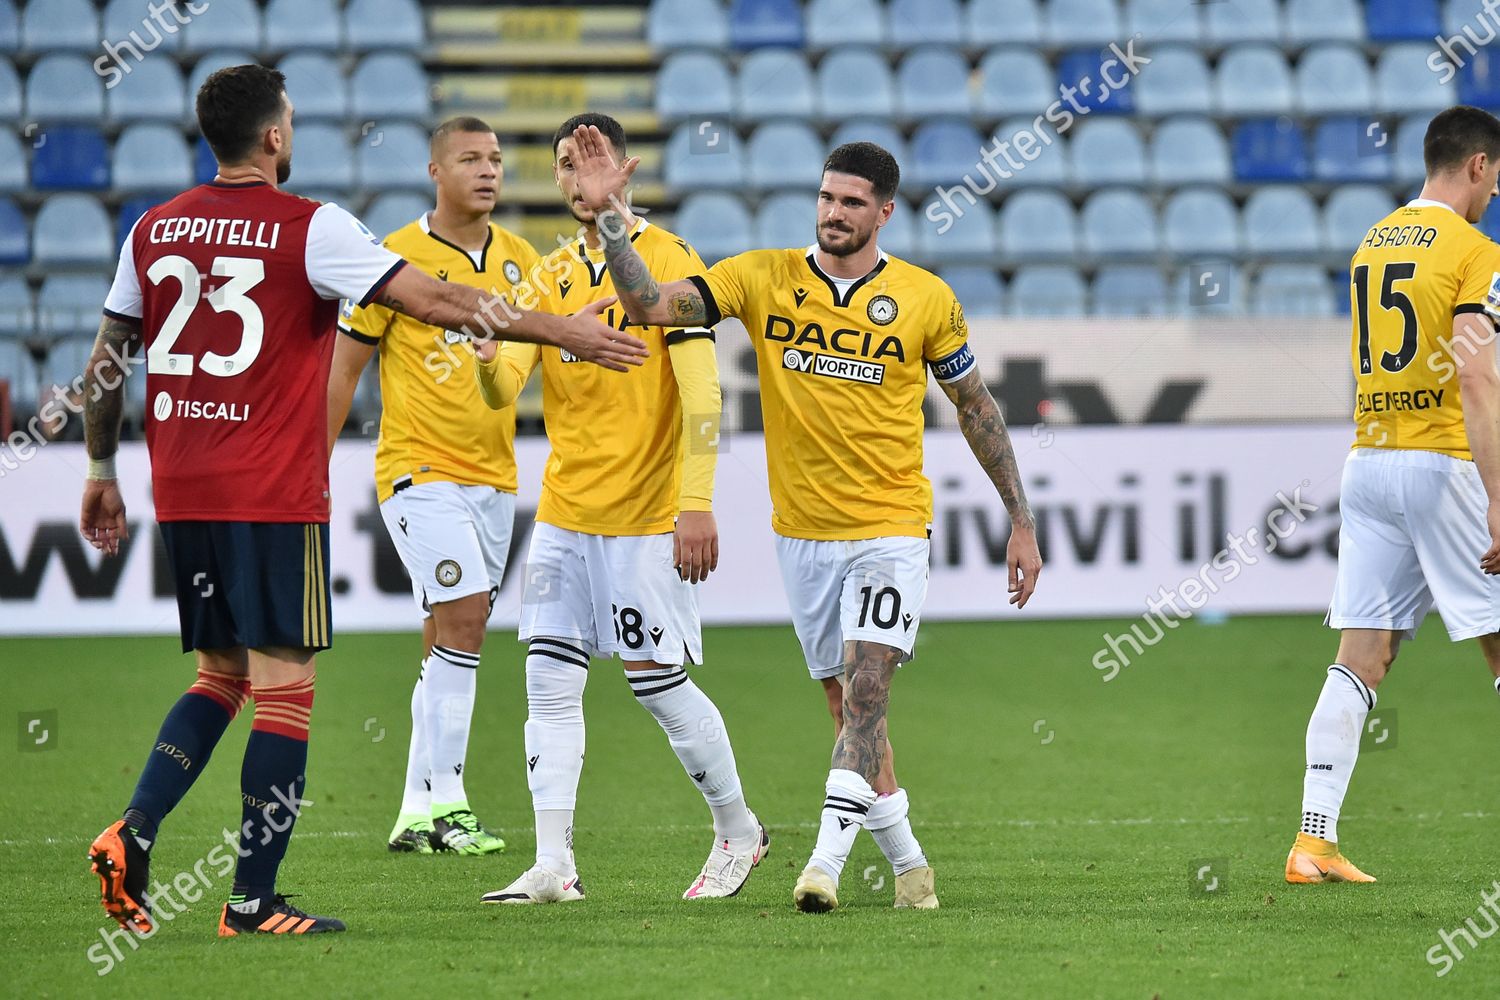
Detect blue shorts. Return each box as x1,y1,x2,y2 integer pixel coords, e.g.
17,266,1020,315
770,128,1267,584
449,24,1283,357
158,521,332,653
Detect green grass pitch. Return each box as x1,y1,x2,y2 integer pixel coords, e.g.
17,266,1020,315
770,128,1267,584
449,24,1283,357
4,615,1499,997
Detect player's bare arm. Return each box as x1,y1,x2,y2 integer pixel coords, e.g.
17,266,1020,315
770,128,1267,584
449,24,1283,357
939,368,1042,607
326,334,375,456
1453,312,1500,573
80,314,142,557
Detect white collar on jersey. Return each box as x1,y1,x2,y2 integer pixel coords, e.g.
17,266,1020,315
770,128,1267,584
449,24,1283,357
1405,197,1463,216
804,244,889,289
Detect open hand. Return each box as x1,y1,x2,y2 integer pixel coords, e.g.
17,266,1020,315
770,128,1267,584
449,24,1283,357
560,297,648,371
80,478,129,557
571,124,640,216
674,511,719,584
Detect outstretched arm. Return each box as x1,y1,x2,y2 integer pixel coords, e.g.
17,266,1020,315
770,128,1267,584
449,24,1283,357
80,314,142,556
596,211,711,328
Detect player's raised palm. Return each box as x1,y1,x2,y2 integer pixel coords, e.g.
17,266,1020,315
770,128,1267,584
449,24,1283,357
571,124,638,214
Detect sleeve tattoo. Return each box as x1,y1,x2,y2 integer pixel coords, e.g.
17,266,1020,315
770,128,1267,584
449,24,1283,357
942,371,1035,529
84,315,143,459
597,209,708,326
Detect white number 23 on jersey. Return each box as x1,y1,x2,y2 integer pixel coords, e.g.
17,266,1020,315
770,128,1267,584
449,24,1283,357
146,254,265,377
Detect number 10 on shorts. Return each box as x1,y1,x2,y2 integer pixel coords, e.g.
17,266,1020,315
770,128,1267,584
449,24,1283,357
856,585,903,630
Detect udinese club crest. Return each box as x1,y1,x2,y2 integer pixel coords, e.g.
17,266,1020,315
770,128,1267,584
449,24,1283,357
867,294,898,326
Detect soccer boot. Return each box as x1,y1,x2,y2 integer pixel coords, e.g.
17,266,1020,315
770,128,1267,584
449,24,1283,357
893,865,940,909
387,816,436,854
480,865,585,904
1285,832,1377,884
683,814,771,899
218,894,346,935
431,809,506,855
89,819,154,935
793,864,840,913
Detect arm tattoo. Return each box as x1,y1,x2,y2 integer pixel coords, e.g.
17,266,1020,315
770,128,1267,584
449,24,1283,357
597,208,660,309
830,642,900,781
84,316,143,459
943,371,1036,530
373,290,406,313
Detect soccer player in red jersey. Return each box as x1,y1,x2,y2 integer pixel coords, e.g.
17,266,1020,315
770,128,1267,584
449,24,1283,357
79,65,645,938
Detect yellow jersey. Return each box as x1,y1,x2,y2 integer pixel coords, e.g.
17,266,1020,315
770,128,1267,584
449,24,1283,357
693,247,974,540
339,214,540,501
1350,200,1500,460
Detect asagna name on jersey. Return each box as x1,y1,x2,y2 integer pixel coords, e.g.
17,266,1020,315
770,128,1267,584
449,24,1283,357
690,247,975,540
340,215,540,501
1350,200,1500,460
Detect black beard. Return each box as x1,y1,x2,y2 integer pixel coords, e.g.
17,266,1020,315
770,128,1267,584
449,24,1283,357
276,158,291,184
816,226,870,257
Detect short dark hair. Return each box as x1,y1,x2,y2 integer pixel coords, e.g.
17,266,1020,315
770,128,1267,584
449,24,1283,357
196,64,288,164
822,142,900,202
552,112,627,157
431,116,497,158
1424,105,1500,175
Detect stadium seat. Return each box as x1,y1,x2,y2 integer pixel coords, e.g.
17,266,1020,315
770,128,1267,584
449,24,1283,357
878,197,916,258
25,55,104,122
1393,114,1432,184
977,49,1055,121
1056,48,1135,116
30,125,109,190
1243,189,1321,257
36,277,108,339
1080,189,1157,259
940,266,1004,316
0,129,22,191
116,193,168,247
1169,264,1245,312
674,192,753,263
1071,119,1146,186
917,194,995,263
1149,117,1231,186
0,2,16,54
888,0,963,47
735,48,814,121
754,192,816,249
1215,46,1294,116
1443,0,1500,34
1092,265,1168,316
289,123,353,192
280,52,348,121
0,56,17,122
657,51,734,121
729,0,803,49
1231,119,1308,182
195,135,217,184
1252,265,1335,316
1286,0,1364,44
1458,49,1500,108
106,57,187,124
747,121,824,190
114,124,192,193
345,0,426,52
805,0,885,49
1162,189,1240,258
648,0,729,50
829,119,909,168
1123,0,1201,43
351,53,430,120
182,0,261,54
33,196,112,268
0,275,33,339
897,47,971,120
1367,0,1440,41
1045,0,1122,48
1312,116,1393,183
355,122,429,192
966,0,1041,47
102,0,182,55
1376,44,1458,113
1323,185,1396,252
264,0,341,52
908,119,983,190
1133,47,1211,116
664,122,748,190
1296,45,1373,115
997,190,1076,263
188,51,257,100
992,117,1068,188
1205,0,1281,44
817,47,895,121
360,192,430,240
1010,266,1087,316
21,0,97,53
0,197,26,265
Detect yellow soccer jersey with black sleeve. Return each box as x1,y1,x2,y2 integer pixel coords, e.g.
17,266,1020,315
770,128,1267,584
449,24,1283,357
690,247,975,541
480,219,720,536
339,215,540,501
1350,200,1500,460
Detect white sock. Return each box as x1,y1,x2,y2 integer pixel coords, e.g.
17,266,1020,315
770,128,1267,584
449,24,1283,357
626,666,756,844
396,663,431,820
866,788,927,875
525,638,589,875
425,644,480,813
809,768,876,880
1300,664,1375,844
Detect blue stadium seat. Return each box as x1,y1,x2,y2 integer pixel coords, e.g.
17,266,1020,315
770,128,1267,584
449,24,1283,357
1134,47,1211,116
817,47,895,121
1312,116,1392,183
114,124,192,192
0,2,16,53
1056,48,1135,116
1377,44,1458,113
1286,0,1364,44
1458,49,1500,108
729,0,803,49
1252,265,1335,317
195,136,217,183
1243,188,1321,257
754,192,816,249
116,193,169,248
888,0,963,46
1323,185,1396,252
280,52,348,121
735,48,814,121
1149,117,1230,186
38,335,92,393
361,192,430,240
1297,45,1373,115
355,122,429,192
1216,46,1294,116
107,57,187,124
0,197,26,265
1162,189,1240,258
182,0,261,54
1205,0,1281,44
0,57,17,122
897,47,971,120
657,51,733,121
345,0,426,52
1444,0,1500,34
1231,118,1308,182
878,197,916,258
805,0,885,49
33,196,112,268
997,190,1076,263
966,0,1041,47
1124,0,1201,44
0,129,22,191
102,0,182,55
977,49,1055,120
648,0,728,50
664,122,748,190
908,119,983,190
265,0,341,51
993,117,1069,187
188,51,257,100
30,125,109,190
828,119,909,169
1367,0,1440,41
675,192,753,263
917,194,995,263
290,123,354,192
1080,189,1157,259
1393,114,1432,184
0,275,33,339
1169,265,1245,312
351,53,430,120
0,340,33,410
940,266,1004,316
1045,0,1122,48
25,55,104,122
1071,119,1146,186
1010,266,1086,316
1092,265,1168,316
747,121,823,190
21,0,97,53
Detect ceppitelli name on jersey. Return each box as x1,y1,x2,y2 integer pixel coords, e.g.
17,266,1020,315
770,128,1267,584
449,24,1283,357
1355,388,1447,414
147,216,281,249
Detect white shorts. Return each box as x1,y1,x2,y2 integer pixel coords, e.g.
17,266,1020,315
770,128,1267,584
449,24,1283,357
519,521,702,664
378,481,516,617
775,534,930,680
1327,447,1500,641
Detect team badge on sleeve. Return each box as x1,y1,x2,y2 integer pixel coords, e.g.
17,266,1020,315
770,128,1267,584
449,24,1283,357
867,294,898,326
1487,273,1500,310
503,260,523,284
